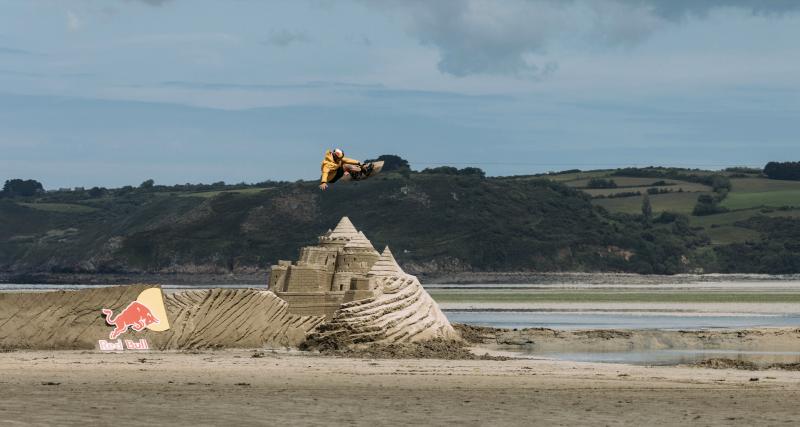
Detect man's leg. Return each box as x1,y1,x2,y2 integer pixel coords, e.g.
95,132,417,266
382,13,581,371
328,167,345,184
343,164,363,180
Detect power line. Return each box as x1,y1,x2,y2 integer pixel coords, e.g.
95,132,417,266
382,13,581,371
407,161,760,167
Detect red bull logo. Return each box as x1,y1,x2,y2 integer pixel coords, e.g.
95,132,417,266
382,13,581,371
98,338,150,351
102,301,160,339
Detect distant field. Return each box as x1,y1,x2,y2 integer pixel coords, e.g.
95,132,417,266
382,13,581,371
584,186,707,197
539,170,612,182
731,178,800,192
180,187,274,198
721,190,800,210
16,202,97,213
429,291,800,304
592,191,707,214
567,177,709,191
689,209,800,227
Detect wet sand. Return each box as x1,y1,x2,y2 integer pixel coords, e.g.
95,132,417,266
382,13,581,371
1,350,799,426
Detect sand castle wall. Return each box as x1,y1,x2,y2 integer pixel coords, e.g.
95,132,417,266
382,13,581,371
0,284,324,350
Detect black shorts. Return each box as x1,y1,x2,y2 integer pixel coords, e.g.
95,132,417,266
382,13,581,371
328,167,345,184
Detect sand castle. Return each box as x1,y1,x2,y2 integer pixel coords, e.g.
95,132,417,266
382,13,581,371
269,217,384,318
271,217,458,344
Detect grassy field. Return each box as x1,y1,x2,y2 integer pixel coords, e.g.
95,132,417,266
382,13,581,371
429,290,800,304
16,202,98,213
566,177,710,193
730,178,800,192
592,191,706,214
569,170,800,247
536,170,612,182
721,190,800,210
179,187,274,198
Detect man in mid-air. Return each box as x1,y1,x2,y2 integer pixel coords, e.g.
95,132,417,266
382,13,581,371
319,148,370,190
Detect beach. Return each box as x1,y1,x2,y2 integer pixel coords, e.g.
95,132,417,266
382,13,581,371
1,349,799,426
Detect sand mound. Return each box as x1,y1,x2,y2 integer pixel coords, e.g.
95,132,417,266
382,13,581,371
316,338,508,360
0,285,323,350
694,358,800,371
158,288,323,349
305,270,460,349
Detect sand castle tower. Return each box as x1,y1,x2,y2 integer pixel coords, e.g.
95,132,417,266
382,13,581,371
270,217,382,318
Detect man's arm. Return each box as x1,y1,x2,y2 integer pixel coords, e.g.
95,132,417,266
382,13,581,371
321,165,332,183
341,157,361,165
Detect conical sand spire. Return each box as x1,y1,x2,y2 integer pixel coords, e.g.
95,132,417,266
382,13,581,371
322,216,360,242
345,231,377,251
368,246,404,277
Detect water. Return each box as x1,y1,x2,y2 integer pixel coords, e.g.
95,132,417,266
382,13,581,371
517,349,800,366
445,310,800,330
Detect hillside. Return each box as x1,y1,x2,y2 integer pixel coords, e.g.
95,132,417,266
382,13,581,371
1,165,799,280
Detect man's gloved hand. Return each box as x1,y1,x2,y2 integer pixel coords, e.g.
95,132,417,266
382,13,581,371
319,183,328,191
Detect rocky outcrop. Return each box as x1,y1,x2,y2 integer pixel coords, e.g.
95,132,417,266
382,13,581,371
0,285,324,350
305,247,460,348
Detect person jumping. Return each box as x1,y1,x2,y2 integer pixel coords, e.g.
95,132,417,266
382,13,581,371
319,148,371,190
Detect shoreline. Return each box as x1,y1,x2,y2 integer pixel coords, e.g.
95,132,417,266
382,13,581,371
3,271,800,286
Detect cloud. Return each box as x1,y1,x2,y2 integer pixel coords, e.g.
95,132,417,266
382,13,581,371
366,0,800,77
67,10,82,31
156,81,383,91
626,0,800,21
126,0,173,5
0,47,35,56
263,30,310,47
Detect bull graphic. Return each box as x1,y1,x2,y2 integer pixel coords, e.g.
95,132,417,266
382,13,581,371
101,301,160,340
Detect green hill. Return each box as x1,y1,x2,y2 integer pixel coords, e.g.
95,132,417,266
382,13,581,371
2,165,799,278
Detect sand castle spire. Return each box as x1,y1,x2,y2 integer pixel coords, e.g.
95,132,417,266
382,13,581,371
320,216,362,245
368,246,404,277
329,216,358,238
344,231,377,251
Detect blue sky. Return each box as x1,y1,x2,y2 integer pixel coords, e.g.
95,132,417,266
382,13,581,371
1,0,798,188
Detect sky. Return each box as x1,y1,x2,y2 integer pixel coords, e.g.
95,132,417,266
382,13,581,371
0,0,798,189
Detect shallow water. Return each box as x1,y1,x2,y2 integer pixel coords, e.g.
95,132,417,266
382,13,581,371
446,310,800,330
517,349,800,366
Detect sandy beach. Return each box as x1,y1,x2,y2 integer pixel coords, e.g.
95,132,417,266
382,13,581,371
1,349,799,426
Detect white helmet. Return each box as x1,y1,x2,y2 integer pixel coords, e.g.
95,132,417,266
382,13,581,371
333,148,344,158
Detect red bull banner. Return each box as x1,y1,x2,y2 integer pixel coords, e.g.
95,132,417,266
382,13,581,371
99,287,170,350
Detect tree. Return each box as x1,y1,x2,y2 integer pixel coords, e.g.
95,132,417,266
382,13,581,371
88,187,107,198
421,166,459,175
764,161,800,181
139,179,155,189
711,175,732,193
2,179,44,197
693,193,728,216
365,154,411,173
641,194,652,221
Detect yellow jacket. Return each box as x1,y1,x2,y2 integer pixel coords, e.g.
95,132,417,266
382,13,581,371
320,150,360,183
